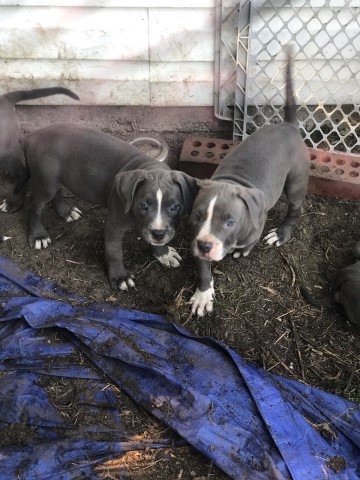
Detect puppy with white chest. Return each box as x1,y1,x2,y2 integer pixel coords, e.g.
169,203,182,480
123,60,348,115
189,48,309,316
22,123,197,290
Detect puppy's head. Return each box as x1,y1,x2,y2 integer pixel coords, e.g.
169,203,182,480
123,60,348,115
115,169,198,246
189,180,266,261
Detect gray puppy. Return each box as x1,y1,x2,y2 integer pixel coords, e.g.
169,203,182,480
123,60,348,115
189,49,309,316
332,242,360,326
22,123,197,290
0,87,79,213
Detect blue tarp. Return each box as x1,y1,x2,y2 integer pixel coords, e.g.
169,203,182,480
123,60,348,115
0,255,359,480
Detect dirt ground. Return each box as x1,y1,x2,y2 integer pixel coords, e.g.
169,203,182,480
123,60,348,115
0,110,359,479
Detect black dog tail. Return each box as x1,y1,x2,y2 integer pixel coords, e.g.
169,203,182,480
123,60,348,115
4,87,80,104
284,45,297,125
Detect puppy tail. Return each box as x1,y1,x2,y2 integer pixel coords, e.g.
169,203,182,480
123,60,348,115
4,87,80,104
284,45,297,125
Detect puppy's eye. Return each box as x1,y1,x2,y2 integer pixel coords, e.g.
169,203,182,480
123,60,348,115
226,219,235,227
192,212,201,222
170,204,179,212
139,202,148,211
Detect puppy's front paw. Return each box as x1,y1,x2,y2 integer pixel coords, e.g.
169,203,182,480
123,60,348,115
155,246,182,268
108,270,136,291
189,282,215,317
264,228,281,247
33,237,51,250
119,276,135,291
66,207,82,223
233,249,250,258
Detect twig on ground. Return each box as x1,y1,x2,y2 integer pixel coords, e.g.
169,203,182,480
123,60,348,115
288,316,305,381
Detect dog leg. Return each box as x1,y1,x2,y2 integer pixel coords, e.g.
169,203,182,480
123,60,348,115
264,202,303,247
104,219,135,291
28,199,52,250
265,170,307,247
53,190,82,223
152,245,181,268
0,166,29,213
231,240,257,259
189,258,214,317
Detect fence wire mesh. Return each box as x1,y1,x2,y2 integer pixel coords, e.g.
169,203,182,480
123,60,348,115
230,0,360,154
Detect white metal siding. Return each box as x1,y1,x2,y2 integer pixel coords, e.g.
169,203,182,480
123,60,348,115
0,1,216,106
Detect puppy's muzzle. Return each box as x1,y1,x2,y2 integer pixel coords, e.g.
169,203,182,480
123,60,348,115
193,234,224,261
197,240,213,254
143,227,174,246
151,229,166,242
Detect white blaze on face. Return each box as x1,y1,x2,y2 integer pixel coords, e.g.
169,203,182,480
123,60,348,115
198,195,217,238
193,195,224,261
151,188,164,230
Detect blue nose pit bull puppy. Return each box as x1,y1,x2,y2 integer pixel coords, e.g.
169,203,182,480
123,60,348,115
0,87,79,214
189,49,309,316
22,123,197,290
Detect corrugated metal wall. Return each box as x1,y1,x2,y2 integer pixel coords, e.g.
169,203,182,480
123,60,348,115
0,0,216,105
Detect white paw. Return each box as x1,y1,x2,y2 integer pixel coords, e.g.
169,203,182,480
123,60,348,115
1,236,11,242
66,207,82,223
232,249,250,258
119,277,136,291
34,237,51,250
264,228,280,247
156,246,182,268
189,281,215,317
0,200,9,212
230,242,248,259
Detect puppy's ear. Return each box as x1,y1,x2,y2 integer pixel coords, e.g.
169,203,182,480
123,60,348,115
171,171,200,214
115,170,150,214
237,186,266,231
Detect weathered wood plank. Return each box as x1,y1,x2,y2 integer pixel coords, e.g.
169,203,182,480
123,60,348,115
150,61,214,106
149,8,215,62
0,7,149,60
0,0,216,7
0,59,151,105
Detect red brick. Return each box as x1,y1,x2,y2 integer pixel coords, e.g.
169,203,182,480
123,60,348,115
308,149,360,200
179,136,360,200
179,136,240,179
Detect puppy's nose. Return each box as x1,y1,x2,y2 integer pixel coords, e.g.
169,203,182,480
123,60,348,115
151,229,166,241
197,240,212,254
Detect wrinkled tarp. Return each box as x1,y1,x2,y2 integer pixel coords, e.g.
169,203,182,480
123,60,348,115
0,255,359,480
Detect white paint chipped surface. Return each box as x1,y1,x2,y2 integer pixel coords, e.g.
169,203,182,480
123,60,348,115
0,2,216,106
